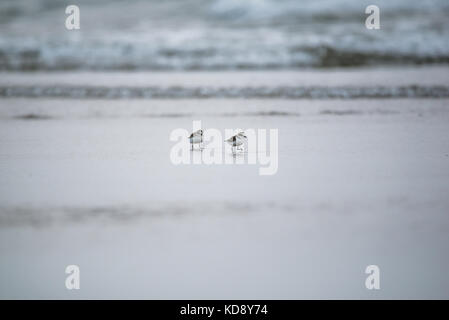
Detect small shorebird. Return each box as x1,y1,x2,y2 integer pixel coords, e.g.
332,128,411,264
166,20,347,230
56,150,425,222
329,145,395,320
189,129,203,150
225,131,247,153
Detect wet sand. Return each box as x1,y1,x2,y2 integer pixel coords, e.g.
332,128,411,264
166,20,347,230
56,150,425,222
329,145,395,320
0,70,449,298
1,66,449,87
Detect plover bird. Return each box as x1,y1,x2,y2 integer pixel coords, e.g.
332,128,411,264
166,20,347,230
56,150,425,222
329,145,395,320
225,131,247,153
189,129,203,150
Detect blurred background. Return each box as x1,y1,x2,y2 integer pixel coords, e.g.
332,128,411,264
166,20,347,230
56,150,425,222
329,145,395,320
1,0,448,71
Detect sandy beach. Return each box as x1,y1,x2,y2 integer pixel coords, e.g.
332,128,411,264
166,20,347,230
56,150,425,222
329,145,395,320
1,67,448,299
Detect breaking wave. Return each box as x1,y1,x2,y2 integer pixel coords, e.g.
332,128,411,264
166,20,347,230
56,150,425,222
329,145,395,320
1,85,448,99
0,0,448,70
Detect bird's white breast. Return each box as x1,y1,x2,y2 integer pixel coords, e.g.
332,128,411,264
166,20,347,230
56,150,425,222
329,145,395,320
190,135,202,144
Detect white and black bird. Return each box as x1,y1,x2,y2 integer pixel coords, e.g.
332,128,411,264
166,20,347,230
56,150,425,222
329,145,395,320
189,129,203,150
225,131,247,153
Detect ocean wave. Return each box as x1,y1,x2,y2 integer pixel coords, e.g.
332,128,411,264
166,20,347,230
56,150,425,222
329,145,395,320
1,85,448,99
1,45,449,71
1,0,448,70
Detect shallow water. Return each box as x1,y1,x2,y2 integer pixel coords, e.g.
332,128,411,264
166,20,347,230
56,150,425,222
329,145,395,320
1,87,449,298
